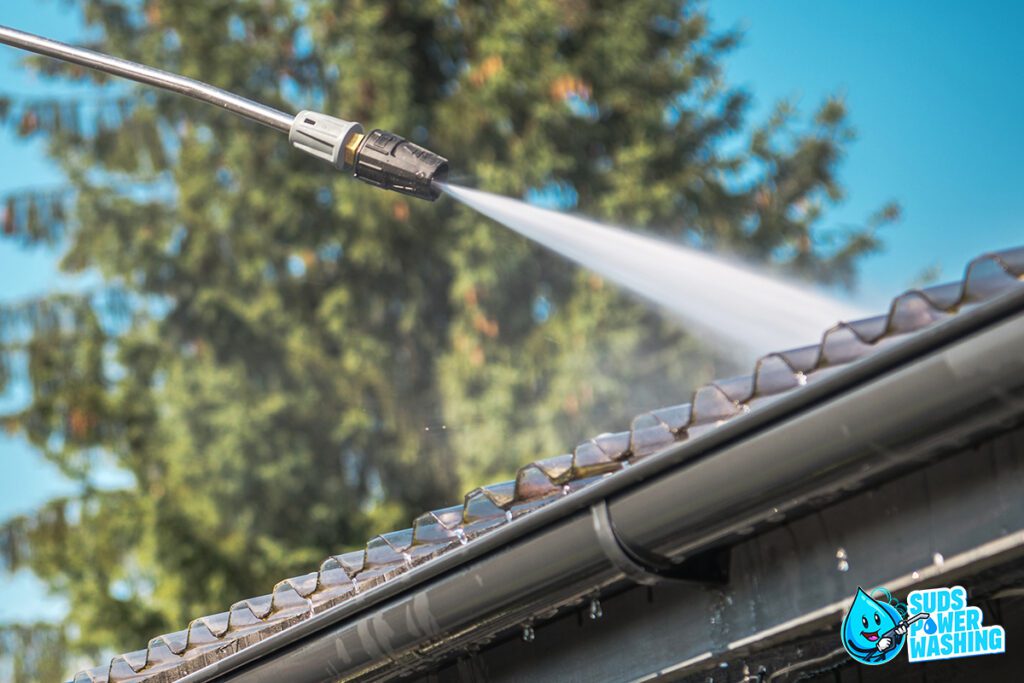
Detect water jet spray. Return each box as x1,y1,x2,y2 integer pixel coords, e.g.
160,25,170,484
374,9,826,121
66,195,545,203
438,183,867,355
0,24,449,201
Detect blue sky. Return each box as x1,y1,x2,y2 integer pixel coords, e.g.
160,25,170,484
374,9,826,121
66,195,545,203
714,1,1024,304
1,1,1022,623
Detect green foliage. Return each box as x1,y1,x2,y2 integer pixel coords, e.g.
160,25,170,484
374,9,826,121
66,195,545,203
0,0,896,675
0,622,69,683
0,186,69,246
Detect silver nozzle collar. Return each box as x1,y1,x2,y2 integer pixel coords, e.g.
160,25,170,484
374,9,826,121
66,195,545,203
289,110,363,169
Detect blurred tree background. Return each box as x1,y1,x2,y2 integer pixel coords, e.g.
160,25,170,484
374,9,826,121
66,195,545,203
0,0,896,677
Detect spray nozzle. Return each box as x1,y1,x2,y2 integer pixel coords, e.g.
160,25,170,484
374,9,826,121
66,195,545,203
351,129,448,201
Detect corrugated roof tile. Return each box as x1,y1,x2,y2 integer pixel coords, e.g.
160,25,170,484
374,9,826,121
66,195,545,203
820,323,875,365
572,437,625,475
751,354,803,395
334,550,365,576
534,453,574,482
279,571,319,599
628,413,678,457
149,631,188,658
411,507,462,545
108,653,145,680
141,640,181,670
306,562,355,612
513,463,562,501
73,665,109,683
714,374,755,403
776,344,820,372
365,533,411,567
195,612,229,639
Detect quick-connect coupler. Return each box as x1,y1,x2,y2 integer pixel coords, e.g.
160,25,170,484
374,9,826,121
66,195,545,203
289,110,364,169
289,111,448,201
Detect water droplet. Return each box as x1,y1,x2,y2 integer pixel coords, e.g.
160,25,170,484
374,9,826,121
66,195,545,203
835,548,849,571
424,426,430,431
795,372,808,386
933,552,945,566
924,617,938,634
522,624,535,642
454,528,468,545
718,661,729,669
505,510,513,523
562,484,571,495
589,598,603,620
912,571,920,580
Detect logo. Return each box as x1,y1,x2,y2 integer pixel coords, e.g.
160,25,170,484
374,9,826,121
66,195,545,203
841,587,920,665
906,586,1005,661
841,585,1005,665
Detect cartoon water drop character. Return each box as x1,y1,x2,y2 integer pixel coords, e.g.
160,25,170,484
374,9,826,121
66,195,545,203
841,587,908,664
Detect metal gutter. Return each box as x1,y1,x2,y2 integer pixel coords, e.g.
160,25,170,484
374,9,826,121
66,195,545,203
411,424,1024,680
193,286,1024,682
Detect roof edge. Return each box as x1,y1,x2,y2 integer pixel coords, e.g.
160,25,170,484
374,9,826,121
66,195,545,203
193,285,1024,682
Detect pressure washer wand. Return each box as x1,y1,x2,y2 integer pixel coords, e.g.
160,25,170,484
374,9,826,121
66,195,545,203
881,611,931,644
0,24,448,201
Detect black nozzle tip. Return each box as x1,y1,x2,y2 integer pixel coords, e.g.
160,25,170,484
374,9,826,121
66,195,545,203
352,129,449,201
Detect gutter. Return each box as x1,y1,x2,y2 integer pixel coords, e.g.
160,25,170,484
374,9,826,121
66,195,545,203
195,285,1024,682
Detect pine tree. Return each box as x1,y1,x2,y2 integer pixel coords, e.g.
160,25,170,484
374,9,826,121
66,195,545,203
0,1,896,676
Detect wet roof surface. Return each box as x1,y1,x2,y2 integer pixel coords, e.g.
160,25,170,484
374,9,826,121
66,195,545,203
73,247,1024,682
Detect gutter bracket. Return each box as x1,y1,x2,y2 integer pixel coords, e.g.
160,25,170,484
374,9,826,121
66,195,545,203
591,500,730,586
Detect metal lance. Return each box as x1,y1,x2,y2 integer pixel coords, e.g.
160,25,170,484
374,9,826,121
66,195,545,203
0,24,448,200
